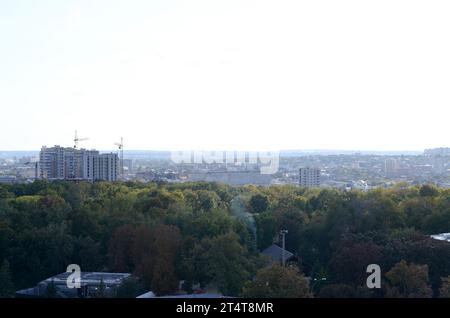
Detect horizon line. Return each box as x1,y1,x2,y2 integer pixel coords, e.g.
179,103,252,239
0,148,430,153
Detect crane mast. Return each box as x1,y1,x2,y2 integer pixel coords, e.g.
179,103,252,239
74,130,89,149
114,137,124,179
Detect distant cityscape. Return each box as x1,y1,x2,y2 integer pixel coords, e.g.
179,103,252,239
0,146,449,189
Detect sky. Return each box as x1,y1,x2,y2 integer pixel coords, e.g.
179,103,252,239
0,0,449,151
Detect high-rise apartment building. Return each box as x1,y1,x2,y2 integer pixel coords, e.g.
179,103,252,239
98,153,119,182
39,146,118,181
424,148,450,156
39,146,65,179
299,167,321,187
384,158,399,177
432,156,447,174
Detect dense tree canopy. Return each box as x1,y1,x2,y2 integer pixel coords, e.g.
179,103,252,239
0,181,449,297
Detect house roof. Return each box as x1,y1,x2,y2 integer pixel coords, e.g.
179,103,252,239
261,244,294,263
137,291,156,298
136,292,231,298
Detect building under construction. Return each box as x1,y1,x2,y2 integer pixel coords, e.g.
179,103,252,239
39,145,119,182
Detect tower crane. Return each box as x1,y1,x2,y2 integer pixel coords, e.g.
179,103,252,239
114,137,124,178
24,160,39,180
74,130,89,149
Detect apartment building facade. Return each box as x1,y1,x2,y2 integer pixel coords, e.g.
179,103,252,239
39,146,118,181
299,167,321,187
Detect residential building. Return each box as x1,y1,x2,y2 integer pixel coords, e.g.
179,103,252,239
299,167,321,187
39,146,118,181
98,153,119,182
384,158,399,177
424,148,450,156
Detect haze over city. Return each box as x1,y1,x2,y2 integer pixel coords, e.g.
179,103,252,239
1,0,450,151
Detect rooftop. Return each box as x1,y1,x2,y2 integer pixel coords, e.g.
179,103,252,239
430,233,450,242
261,244,294,263
42,272,131,286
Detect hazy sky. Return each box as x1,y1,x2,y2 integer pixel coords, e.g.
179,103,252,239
1,0,449,151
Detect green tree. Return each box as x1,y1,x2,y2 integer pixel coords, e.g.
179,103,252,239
241,265,311,298
249,194,269,213
419,184,439,197
0,260,14,298
108,225,136,272
277,209,308,252
318,284,355,298
75,236,103,271
255,212,277,250
182,233,256,296
151,261,179,296
114,277,144,298
329,240,383,287
196,190,220,211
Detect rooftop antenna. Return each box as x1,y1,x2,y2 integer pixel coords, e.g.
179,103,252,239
114,137,124,178
74,130,89,149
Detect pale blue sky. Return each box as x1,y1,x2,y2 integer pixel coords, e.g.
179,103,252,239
1,0,449,151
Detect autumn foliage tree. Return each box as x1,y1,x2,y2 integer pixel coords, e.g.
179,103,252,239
108,223,181,296
0,260,14,297
439,276,450,298
241,264,311,298
384,260,432,298
148,224,181,295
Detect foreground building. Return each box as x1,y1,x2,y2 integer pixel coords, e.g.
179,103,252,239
39,145,118,181
16,272,131,298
